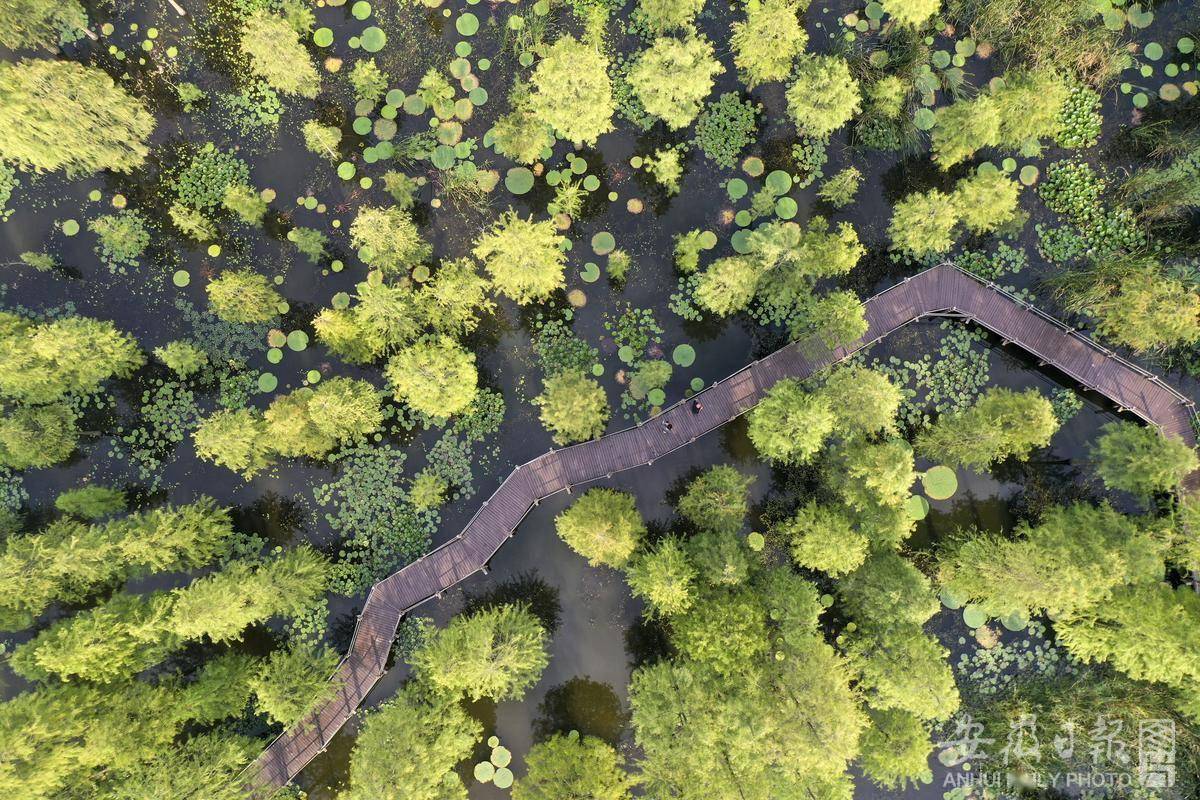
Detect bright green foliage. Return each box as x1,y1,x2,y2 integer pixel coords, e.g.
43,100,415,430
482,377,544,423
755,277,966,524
169,201,216,240
848,624,960,721
820,364,902,436
385,336,477,417
747,379,836,464
800,289,869,347
0,0,88,50
89,211,150,270
782,501,869,576
0,313,143,404
343,683,481,800
678,465,754,535
265,378,384,458
828,437,916,511
693,92,760,168
409,469,449,510
556,488,645,569
381,170,422,209
473,211,567,304
626,536,696,616
1093,421,1198,496
687,529,750,586
350,206,431,275
1057,582,1200,688
888,188,959,256
54,485,125,519
785,56,862,138
154,340,208,377
858,710,933,789
628,37,723,130
301,120,342,159
529,36,614,146
1090,269,1200,353
930,95,1001,169
290,225,328,262
514,731,633,800
937,503,1164,618
917,387,1058,469
881,0,940,26
168,546,328,643
818,166,863,208
493,81,555,165
0,403,76,469
205,270,281,323
412,604,549,701
672,587,768,676
420,257,495,336
249,644,340,726
841,550,940,627
637,0,705,32
535,371,610,445
694,255,763,316
0,59,154,176
954,170,1022,234
222,183,267,225
348,58,388,102
193,408,273,477
240,10,319,98
731,0,807,88
751,218,866,326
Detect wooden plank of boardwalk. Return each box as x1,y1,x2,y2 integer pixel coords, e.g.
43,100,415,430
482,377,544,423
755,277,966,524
241,262,1197,797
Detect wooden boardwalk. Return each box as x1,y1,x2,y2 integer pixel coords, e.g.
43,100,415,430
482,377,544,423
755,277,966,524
240,262,1197,796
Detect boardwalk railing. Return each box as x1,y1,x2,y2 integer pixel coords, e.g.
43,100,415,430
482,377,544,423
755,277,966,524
239,262,1198,797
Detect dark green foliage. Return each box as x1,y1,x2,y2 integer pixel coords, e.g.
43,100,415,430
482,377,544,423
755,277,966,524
693,93,759,168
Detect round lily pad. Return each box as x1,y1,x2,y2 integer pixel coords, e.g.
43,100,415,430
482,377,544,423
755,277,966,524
647,388,666,406
62,219,80,236
1145,42,1164,61
1000,611,1029,631
267,347,283,364
698,230,718,249
1161,83,1181,101
922,465,958,500
487,735,500,747
505,167,534,194
431,145,456,170
491,746,511,767
913,108,936,130
351,1,371,19
307,369,321,383
337,162,356,180
456,12,479,35
257,372,278,393
286,330,309,351
1180,37,1195,54
742,156,764,176
474,761,495,782
727,178,748,199
360,26,386,52
591,231,615,255
775,197,798,219
734,209,752,227
730,229,751,254
905,494,930,520
939,587,968,610
332,291,351,309
765,169,792,195
313,27,333,46
267,330,287,347
1019,164,1039,185
580,262,600,282
690,377,704,391
617,345,635,364
672,344,696,367
469,87,488,106
493,768,513,789
747,531,765,551
172,270,190,287
592,364,604,376
582,175,600,191
962,605,987,628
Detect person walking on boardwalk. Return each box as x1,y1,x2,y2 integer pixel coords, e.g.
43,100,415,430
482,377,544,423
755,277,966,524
661,419,673,433
691,399,703,414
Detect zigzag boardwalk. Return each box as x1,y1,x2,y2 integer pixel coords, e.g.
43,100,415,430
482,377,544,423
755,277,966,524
241,263,1197,796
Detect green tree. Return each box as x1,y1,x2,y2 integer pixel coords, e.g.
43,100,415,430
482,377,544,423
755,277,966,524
0,59,154,176
529,36,614,147
827,437,916,511
746,379,835,464
250,644,340,726
555,488,645,569
265,378,384,458
858,709,933,789
1092,421,1198,496
0,0,88,50
54,485,125,519
492,81,555,165
678,465,754,535
419,257,495,336
205,270,282,323
841,549,940,627
847,624,960,721
953,170,1021,234
730,0,807,88
350,206,431,275
514,731,634,800
687,529,751,586
672,587,768,676
818,166,863,208
694,255,763,316
473,211,567,304
937,503,1164,619
222,183,267,225
628,36,723,130
412,604,549,702
888,187,959,256
819,364,902,436
782,501,869,576
301,119,341,159
240,10,319,97
626,536,696,616
930,94,1001,168
0,313,143,404
535,371,610,445
385,336,477,417
1057,582,1200,688
1090,270,1200,353
881,0,940,26
194,408,273,477
0,403,77,469
785,55,862,138
799,288,868,347
153,340,208,377
916,387,1059,469
348,58,388,102
637,0,705,32
992,69,1069,148
343,683,481,800
408,469,448,510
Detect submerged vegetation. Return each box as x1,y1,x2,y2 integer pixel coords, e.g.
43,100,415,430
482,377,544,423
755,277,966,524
0,0,1198,795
